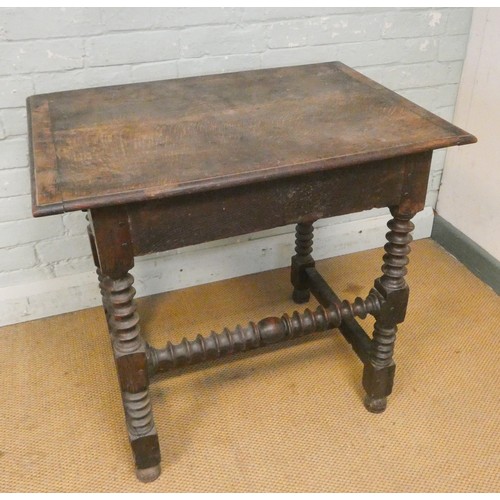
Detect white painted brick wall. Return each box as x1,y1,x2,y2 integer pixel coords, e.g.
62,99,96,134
0,194,32,222
0,76,34,107
0,217,64,247
0,136,28,169
1,168,30,196
0,38,84,75
0,244,36,272
87,31,179,66
0,7,473,325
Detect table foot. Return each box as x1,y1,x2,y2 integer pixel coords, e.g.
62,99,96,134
292,288,310,304
136,464,162,483
364,395,387,413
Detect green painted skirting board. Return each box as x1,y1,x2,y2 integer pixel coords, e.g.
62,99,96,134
431,215,500,294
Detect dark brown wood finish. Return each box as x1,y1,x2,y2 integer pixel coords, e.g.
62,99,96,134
306,267,372,364
28,61,475,216
27,62,477,482
88,209,161,482
291,221,315,304
147,291,382,374
361,207,415,413
126,156,407,256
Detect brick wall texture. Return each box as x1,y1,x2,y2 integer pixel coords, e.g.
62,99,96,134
0,7,472,288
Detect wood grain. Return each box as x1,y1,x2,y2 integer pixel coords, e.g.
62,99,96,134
126,156,408,256
27,61,477,216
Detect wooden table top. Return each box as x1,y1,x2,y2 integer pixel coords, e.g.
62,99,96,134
28,61,476,216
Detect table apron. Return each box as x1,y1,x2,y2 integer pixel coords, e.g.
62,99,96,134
121,153,431,257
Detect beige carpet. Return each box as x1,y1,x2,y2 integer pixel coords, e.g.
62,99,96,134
0,239,499,492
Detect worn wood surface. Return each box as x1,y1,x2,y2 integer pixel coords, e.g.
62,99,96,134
148,289,381,374
28,61,476,216
126,155,416,256
291,222,316,304
31,62,477,482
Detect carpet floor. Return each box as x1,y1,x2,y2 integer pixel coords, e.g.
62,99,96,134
0,238,499,492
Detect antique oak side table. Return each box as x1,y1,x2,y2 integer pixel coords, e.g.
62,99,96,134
27,62,476,482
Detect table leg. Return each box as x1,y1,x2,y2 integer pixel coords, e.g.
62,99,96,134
291,222,315,304
88,211,161,482
100,272,161,482
362,206,415,413
87,223,110,320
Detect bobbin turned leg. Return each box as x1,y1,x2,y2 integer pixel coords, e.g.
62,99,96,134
363,206,415,413
87,217,109,319
88,207,161,482
291,221,315,304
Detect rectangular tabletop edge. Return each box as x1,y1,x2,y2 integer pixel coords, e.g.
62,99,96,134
335,62,478,143
29,61,342,101
32,136,475,216
27,96,63,215
27,62,477,216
